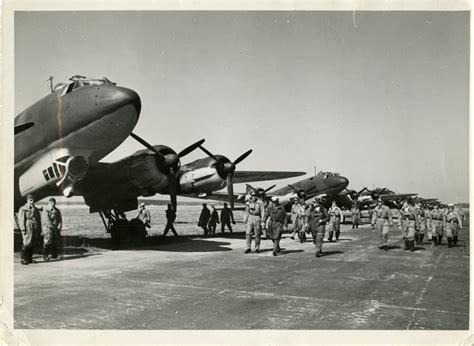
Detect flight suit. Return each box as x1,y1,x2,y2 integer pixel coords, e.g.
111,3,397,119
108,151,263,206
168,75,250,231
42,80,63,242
452,208,464,245
289,202,299,240
163,207,178,236
208,209,219,235
292,204,307,243
327,205,342,241
425,208,432,240
244,199,265,252
305,205,329,257
371,205,393,249
400,205,416,251
198,207,211,236
351,206,360,229
267,204,288,255
430,209,444,246
414,208,426,245
41,206,62,260
444,210,462,248
18,203,41,264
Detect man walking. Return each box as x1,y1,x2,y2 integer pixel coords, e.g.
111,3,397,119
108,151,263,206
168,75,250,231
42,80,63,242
163,204,178,237
304,197,329,258
220,203,236,233
371,198,393,250
243,192,265,253
266,197,288,256
198,204,211,236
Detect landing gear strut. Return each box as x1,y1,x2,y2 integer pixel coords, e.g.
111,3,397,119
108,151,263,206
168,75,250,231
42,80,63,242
99,209,147,249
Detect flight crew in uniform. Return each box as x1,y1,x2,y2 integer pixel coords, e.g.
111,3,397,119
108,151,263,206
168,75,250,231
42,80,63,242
444,204,462,248
430,204,444,246
351,204,361,229
220,203,236,233
41,197,63,260
18,194,42,265
261,197,272,239
137,202,151,228
295,199,308,243
266,197,288,256
371,198,393,250
452,205,464,246
400,201,417,252
198,204,211,236
424,204,433,242
289,198,299,240
414,204,426,245
208,205,220,236
243,191,265,253
304,197,329,258
163,203,178,237
327,201,342,242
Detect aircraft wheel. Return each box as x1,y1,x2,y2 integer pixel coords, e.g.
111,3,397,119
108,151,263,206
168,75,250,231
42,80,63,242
129,218,147,245
109,219,130,249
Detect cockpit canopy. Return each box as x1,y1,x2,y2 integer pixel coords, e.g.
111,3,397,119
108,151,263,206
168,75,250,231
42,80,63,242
54,75,117,96
317,171,340,179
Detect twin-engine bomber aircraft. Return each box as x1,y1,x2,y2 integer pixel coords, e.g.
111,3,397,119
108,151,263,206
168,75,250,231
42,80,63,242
14,75,305,243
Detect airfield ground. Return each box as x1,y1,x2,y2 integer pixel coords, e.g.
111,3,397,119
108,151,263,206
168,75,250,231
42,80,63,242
14,213,469,330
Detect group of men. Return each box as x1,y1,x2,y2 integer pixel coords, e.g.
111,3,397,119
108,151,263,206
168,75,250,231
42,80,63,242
17,194,63,265
198,203,236,236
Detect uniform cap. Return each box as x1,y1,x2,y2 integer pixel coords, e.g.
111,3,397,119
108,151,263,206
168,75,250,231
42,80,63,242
26,194,35,200
448,203,454,207
48,197,56,203
377,198,383,202
139,202,145,207
271,196,279,202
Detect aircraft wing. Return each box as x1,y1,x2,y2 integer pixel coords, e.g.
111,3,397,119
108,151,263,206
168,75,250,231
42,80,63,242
232,171,306,184
180,191,249,205
380,193,417,201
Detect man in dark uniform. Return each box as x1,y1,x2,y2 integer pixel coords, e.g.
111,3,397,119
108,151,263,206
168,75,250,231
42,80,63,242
220,203,236,233
243,192,265,253
304,197,329,258
41,197,63,260
267,197,288,256
198,204,211,236
18,194,42,265
208,205,220,236
163,204,178,237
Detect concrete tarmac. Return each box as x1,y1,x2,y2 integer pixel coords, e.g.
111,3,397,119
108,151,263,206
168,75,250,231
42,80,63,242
14,223,469,330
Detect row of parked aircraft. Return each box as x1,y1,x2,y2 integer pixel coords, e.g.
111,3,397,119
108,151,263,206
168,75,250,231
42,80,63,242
14,76,438,243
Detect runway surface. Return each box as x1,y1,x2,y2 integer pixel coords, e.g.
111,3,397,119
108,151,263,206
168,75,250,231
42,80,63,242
14,216,469,330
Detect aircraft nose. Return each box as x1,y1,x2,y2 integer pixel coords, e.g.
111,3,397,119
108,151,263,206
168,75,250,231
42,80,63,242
335,175,349,190
115,87,141,120
100,86,141,121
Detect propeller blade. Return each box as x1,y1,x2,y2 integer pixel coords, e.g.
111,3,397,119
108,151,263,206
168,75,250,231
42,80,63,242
178,139,205,158
198,145,219,161
168,174,178,211
130,132,165,159
357,187,368,194
227,174,234,209
233,149,252,165
264,184,276,193
288,184,299,193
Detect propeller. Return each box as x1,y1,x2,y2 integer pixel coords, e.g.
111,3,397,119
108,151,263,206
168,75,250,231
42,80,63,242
130,132,205,210
288,184,306,199
199,145,253,209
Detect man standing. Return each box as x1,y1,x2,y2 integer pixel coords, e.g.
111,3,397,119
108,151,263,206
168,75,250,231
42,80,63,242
294,199,308,243
327,201,342,242
163,204,178,237
414,204,426,245
444,204,462,248
243,192,265,253
198,204,211,236
220,203,236,233
18,194,41,265
289,198,298,240
41,197,63,260
400,201,417,251
137,202,151,228
351,204,361,229
208,205,220,236
430,204,444,246
304,197,329,258
266,197,288,256
371,198,393,250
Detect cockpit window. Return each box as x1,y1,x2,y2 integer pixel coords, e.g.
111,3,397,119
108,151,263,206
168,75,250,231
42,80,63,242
59,76,117,96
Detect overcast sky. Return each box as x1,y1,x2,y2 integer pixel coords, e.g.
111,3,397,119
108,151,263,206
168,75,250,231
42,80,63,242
15,11,469,202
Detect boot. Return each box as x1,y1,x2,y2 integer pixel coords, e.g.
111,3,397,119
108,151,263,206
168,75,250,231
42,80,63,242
447,237,452,248
335,231,340,241
410,240,415,252
43,245,50,261
20,246,28,265
328,231,333,242
432,236,437,246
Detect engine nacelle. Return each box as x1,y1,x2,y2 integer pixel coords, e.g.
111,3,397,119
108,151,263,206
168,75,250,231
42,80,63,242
128,155,169,195
19,148,89,198
179,167,224,193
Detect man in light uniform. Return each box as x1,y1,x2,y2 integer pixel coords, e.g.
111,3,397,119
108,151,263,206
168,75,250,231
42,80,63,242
430,204,444,246
266,197,288,256
327,201,342,242
304,197,329,258
444,204,462,248
18,194,42,265
41,197,63,260
400,201,417,252
351,203,361,229
295,198,308,243
424,204,433,243
371,198,393,250
452,205,464,246
289,198,298,240
243,192,265,254
136,202,151,228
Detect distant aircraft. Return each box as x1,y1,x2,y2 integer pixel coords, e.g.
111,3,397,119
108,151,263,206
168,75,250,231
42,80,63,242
352,187,418,209
14,75,305,243
189,171,349,208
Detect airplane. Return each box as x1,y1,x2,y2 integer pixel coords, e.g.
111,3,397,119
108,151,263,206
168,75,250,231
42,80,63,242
186,171,349,209
14,75,305,244
352,187,418,209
